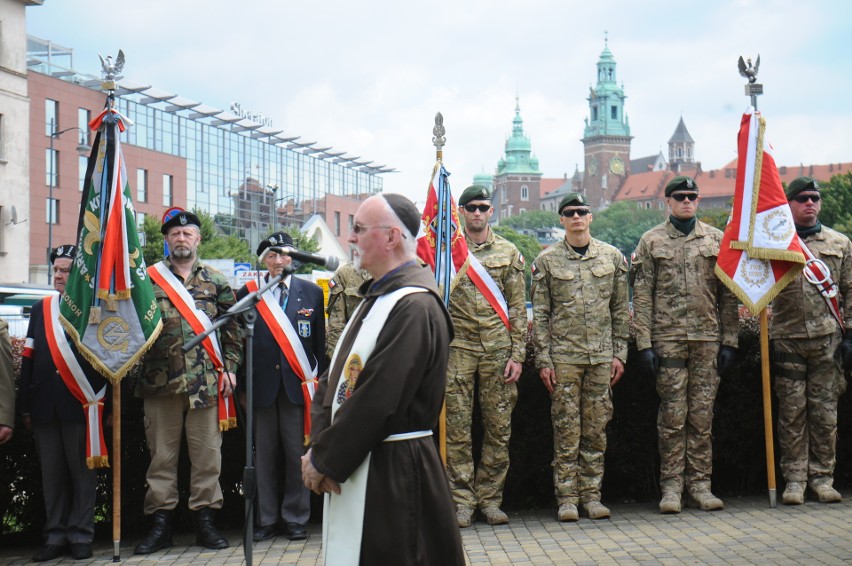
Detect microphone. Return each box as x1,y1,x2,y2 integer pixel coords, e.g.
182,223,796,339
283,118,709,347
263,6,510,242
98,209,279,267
268,247,340,271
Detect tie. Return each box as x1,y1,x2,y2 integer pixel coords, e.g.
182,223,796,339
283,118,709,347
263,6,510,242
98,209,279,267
279,283,288,307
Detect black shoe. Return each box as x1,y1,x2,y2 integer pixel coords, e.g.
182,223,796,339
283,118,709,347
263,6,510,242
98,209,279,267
134,510,173,555
33,544,68,562
252,524,279,542
286,522,308,541
194,508,229,549
69,543,93,560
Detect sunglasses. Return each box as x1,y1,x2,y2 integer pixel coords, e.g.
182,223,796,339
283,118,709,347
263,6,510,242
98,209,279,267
670,193,699,202
351,223,392,235
561,208,591,217
793,194,820,204
463,204,491,213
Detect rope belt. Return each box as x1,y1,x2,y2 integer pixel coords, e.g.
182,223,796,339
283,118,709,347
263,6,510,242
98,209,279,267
384,430,433,443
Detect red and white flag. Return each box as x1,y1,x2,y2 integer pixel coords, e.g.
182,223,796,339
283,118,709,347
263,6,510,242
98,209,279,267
715,107,806,314
416,162,509,327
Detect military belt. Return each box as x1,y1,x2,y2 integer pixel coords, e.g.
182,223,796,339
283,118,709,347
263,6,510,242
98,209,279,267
658,357,687,369
772,351,807,380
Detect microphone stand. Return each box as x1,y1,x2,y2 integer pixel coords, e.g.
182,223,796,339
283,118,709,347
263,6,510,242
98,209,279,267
182,271,283,566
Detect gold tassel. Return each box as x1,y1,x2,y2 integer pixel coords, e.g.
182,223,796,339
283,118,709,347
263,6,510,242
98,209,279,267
88,306,102,324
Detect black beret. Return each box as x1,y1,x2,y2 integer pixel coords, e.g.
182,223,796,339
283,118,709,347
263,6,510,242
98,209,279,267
257,231,294,256
50,244,77,264
160,209,201,234
458,184,492,206
383,193,421,237
664,176,699,197
558,192,590,213
786,176,819,199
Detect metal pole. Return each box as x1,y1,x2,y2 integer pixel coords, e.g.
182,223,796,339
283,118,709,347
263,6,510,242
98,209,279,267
48,118,55,284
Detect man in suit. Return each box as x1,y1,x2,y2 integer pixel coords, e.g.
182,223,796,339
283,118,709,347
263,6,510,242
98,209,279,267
18,245,108,561
237,231,326,541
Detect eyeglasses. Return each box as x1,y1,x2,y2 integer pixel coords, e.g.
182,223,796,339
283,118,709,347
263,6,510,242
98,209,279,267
670,193,699,202
463,204,491,213
351,223,393,235
793,194,820,203
561,208,591,217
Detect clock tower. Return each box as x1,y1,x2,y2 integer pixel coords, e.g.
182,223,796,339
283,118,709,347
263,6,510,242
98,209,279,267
581,35,632,208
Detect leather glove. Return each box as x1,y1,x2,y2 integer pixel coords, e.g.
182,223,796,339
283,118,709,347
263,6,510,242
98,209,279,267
716,345,737,378
636,348,659,379
838,336,852,374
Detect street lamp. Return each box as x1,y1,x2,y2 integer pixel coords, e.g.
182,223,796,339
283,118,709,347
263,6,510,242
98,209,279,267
47,118,91,283
266,184,299,234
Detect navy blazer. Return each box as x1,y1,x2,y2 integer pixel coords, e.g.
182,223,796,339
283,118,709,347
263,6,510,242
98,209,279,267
237,275,326,407
17,299,108,425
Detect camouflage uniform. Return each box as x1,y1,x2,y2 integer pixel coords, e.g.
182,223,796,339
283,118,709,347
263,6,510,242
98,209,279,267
531,238,629,506
446,230,527,512
137,257,242,514
770,226,851,489
630,219,739,495
325,263,369,359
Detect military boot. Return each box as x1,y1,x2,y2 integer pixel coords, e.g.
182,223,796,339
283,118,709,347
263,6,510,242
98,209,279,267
782,481,805,505
811,482,842,503
134,510,173,555
481,507,509,525
193,508,229,549
582,501,611,520
659,491,682,514
557,503,578,522
688,487,724,511
456,507,473,528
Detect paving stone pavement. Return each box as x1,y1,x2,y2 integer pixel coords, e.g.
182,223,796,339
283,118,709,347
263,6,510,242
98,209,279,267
2,493,850,564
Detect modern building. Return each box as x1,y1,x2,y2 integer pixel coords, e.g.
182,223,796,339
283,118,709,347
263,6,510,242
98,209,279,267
25,36,393,283
0,0,43,284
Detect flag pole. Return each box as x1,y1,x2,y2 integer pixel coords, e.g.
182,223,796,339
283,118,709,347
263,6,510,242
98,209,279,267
739,54,776,508
432,113,448,464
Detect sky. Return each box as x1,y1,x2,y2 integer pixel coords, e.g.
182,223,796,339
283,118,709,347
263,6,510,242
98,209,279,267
27,0,852,206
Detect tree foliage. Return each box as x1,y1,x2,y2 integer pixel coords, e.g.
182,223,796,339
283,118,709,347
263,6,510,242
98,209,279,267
499,209,560,231
492,225,543,297
590,201,665,256
817,172,852,238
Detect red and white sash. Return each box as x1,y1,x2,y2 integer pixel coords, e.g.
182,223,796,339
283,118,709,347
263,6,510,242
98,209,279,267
148,262,237,431
801,243,845,332
43,296,109,469
466,253,510,328
246,279,317,441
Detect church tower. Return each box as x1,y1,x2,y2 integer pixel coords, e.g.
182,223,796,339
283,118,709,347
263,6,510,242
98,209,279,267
493,97,542,220
668,116,696,173
581,36,632,208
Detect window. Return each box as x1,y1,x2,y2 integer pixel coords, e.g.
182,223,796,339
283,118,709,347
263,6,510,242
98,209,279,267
136,211,146,226
162,174,173,206
611,106,617,120
45,99,58,136
78,108,91,147
46,148,58,186
0,114,5,162
334,211,341,235
521,185,529,201
348,214,354,233
592,106,598,121
136,169,148,202
79,156,88,191
46,198,59,224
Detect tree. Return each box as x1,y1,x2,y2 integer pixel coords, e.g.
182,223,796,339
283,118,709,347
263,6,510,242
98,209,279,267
590,201,665,256
493,225,542,297
499,209,560,231
818,172,852,238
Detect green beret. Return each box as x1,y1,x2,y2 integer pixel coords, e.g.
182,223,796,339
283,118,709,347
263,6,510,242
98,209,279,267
458,185,491,206
786,176,819,200
664,176,698,197
161,209,201,234
558,192,590,213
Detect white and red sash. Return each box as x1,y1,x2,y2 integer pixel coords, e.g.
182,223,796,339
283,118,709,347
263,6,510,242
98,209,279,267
43,296,109,469
466,253,510,328
801,244,845,332
246,279,317,441
148,262,237,431
323,286,427,566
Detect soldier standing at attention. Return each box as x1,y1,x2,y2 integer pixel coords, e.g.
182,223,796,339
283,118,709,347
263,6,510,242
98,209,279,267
630,175,739,514
531,192,629,522
446,185,527,527
771,177,851,505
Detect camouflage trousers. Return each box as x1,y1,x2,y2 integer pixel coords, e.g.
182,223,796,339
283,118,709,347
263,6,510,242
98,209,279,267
551,362,612,506
446,346,517,510
654,340,720,494
773,332,845,485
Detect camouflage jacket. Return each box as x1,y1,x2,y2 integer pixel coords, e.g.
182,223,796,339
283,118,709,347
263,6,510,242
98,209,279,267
630,219,739,350
531,238,629,367
137,257,243,408
448,229,527,362
770,225,852,339
325,263,369,359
